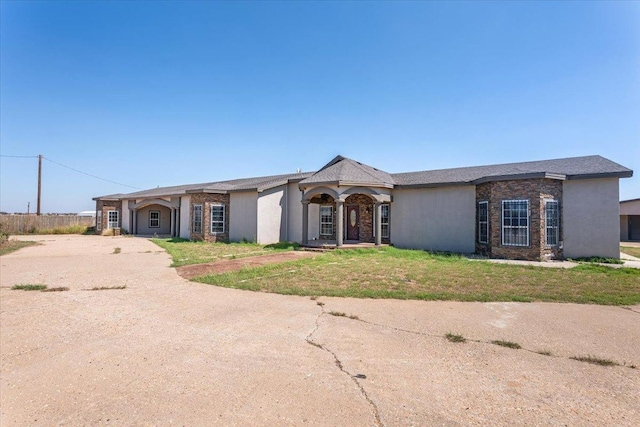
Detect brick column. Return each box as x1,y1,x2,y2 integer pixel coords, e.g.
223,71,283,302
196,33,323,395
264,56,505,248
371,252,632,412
302,201,309,244
374,202,382,246
336,201,344,247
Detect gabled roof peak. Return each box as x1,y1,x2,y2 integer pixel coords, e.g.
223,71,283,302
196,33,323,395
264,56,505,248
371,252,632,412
300,155,395,188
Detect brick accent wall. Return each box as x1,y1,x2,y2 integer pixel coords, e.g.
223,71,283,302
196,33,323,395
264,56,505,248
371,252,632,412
346,194,374,243
475,179,563,261
95,200,122,232
189,193,230,242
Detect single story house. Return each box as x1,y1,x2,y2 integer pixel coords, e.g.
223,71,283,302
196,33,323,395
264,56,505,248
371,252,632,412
94,154,632,261
620,198,640,241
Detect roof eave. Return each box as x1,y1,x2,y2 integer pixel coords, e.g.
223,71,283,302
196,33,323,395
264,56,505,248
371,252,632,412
471,172,566,185
185,189,229,194
565,171,633,180
394,182,471,190
298,180,394,189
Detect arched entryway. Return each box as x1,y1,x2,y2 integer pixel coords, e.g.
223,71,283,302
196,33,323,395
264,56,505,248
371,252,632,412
129,198,181,237
301,186,391,247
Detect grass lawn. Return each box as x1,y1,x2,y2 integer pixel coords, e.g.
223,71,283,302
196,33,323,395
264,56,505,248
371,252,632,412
191,247,640,305
621,245,640,259
0,240,37,256
151,238,299,267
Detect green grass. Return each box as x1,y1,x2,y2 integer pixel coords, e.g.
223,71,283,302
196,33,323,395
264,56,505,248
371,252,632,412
190,247,640,305
0,240,37,256
12,284,47,291
572,256,624,265
445,333,467,343
151,238,300,267
621,246,640,259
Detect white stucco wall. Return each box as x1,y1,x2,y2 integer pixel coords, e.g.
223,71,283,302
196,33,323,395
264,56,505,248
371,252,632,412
257,186,286,244
390,186,476,253
179,195,191,239
230,191,258,242
563,178,620,259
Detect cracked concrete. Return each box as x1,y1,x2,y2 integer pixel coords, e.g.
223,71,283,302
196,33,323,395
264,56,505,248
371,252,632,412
2,235,639,426
306,306,383,427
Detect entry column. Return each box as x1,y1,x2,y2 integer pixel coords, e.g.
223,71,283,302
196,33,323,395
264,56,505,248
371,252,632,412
302,201,309,245
374,202,382,246
170,208,176,237
336,201,344,247
132,210,137,235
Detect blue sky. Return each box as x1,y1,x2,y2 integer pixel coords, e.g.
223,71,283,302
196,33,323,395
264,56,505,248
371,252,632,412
1,1,638,213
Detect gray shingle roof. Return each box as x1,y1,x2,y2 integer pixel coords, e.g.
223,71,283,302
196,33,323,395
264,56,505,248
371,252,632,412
299,156,395,187
94,172,312,200
391,155,632,187
94,155,631,200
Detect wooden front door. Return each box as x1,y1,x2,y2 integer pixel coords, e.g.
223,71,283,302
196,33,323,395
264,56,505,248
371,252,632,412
346,205,359,241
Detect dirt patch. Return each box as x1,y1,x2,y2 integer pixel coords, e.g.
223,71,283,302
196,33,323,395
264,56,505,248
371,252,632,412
176,250,319,279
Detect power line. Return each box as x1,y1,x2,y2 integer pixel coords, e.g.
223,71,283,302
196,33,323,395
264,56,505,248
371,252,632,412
0,154,39,158
42,156,142,190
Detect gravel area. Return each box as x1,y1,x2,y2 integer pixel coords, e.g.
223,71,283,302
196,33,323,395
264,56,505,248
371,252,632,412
1,235,639,426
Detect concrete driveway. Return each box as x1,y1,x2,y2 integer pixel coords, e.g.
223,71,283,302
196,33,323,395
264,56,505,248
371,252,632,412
1,235,639,426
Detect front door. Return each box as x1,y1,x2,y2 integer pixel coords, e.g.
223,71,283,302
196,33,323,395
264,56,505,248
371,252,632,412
346,205,359,241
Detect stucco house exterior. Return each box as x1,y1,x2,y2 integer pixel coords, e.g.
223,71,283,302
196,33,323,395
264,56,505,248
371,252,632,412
620,198,640,241
94,155,632,261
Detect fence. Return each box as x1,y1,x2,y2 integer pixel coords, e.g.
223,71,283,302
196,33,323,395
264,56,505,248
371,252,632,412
0,214,95,234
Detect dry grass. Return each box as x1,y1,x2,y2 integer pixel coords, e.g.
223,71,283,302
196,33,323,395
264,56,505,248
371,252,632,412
42,286,69,292
192,247,640,305
87,285,127,291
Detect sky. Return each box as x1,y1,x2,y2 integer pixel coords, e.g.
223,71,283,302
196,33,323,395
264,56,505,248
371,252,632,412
1,0,638,213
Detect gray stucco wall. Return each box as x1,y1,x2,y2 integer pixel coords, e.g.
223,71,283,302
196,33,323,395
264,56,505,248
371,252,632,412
179,195,191,239
121,200,130,231
620,216,629,241
230,191,258,242
390,186,476,253
257,186,285,244
287,183,303,243
136,205,171,235
563,178,620,259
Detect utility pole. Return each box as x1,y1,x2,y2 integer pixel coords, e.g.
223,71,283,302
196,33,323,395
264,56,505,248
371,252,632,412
37,154,42,215
27,202,30,214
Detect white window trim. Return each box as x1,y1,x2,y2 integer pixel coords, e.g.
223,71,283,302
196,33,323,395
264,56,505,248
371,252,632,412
501,200,529,247
97,210,102,231
545,199,559,247
149,210,160,228
381,204,390,239
319,205,333,236
107,210,119,230
210,204,225,234
478,201,488,244
192,204,203,234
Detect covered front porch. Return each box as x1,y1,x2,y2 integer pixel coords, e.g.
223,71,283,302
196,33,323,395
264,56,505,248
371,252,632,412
127,198,182,238
299,186,392,247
